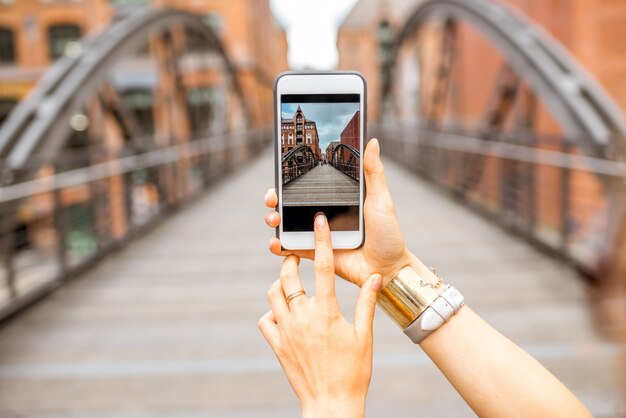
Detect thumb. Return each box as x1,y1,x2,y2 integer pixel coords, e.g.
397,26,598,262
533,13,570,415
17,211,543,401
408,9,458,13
363,138,390,199
354,273,383,337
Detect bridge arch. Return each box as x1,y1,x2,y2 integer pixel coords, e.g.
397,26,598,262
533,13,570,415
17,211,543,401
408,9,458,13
383,0,626,156
0,7,248,174
331,143,360,181
282,144,319,184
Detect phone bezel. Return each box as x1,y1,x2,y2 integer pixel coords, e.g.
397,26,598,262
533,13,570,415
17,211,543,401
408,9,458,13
274,71,366,250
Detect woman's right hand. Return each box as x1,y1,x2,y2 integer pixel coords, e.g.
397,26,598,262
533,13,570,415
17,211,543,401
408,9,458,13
264,138,430,287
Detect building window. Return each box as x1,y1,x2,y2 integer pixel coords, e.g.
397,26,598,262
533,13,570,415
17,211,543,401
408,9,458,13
186,87,215,136
306,133,311,144
0,98,17,125
48,24,82,60
0,27,15,64
121,89,155,135
288,133,293,144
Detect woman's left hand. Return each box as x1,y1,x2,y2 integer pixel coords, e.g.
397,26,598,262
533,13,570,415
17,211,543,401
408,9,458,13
258,213,383,418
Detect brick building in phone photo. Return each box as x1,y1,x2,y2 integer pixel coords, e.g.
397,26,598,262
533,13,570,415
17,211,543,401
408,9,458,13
281,105,321,158
340,110,360,150
325,140,340,161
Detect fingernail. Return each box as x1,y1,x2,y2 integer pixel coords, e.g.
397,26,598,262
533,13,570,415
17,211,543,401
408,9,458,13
371,274,382,291
315,213,326,228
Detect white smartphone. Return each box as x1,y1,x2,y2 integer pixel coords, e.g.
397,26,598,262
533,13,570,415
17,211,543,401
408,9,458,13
274,71,366,250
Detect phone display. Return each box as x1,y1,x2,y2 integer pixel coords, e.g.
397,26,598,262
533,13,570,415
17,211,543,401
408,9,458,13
280,94,361,232
275,72,365,250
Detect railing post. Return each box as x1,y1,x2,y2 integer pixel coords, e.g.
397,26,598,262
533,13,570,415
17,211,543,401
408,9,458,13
0,200,17,299
525,135,536,235
53,187,68,279
560,141,571,256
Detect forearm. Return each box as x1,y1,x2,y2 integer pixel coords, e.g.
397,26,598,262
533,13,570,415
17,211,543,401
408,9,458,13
419,306,592,418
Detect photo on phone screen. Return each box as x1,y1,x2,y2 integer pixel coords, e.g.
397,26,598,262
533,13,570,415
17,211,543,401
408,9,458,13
280,94,361,232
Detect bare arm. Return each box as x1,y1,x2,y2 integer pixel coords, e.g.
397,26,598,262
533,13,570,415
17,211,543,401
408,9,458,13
421,302,591,417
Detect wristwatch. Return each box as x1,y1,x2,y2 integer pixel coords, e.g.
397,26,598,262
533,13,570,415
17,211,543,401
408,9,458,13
377,266,465,344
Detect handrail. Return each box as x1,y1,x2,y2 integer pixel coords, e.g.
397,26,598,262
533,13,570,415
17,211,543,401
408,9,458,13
0,128,268,203
375,124,626,177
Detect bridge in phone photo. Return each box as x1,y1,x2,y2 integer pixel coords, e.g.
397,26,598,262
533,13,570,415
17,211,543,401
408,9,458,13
0,1,624,417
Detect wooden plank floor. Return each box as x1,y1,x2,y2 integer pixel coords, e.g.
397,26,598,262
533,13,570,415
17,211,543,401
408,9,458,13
0,149,621,418
283,164,359,206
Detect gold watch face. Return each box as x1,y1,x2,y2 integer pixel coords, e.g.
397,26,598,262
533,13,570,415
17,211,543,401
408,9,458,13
377,266,440,329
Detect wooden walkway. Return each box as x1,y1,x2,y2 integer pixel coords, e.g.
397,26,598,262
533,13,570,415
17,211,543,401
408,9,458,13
0,150,620,417
283,164,359,206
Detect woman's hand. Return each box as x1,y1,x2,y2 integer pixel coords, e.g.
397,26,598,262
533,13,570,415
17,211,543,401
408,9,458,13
258,213,382,418
265,138,431,286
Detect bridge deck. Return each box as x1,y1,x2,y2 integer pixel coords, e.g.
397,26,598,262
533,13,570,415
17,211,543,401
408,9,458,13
283,164,359,206
0,150,619,417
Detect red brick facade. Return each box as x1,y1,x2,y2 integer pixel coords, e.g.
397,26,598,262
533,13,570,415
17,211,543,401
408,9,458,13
281,106,321,159
340,110,360,150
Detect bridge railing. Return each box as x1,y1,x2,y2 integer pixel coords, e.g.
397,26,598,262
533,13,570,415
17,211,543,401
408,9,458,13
0,128,271,321
372,123,626,277
331,161,359,181
282,161,316,184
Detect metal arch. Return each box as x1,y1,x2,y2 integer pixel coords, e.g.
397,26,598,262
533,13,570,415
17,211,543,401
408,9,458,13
331,143,360,162
281,145,319,165
385,0,626,157
0,6,248,172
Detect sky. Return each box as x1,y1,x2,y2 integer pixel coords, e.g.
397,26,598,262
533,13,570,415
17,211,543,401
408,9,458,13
269,0,359,69
282,103,359,151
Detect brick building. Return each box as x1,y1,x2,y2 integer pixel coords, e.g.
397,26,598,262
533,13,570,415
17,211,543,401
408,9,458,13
325,140,340,161
340,110,360,150
281,105,321,159
0,0,288,126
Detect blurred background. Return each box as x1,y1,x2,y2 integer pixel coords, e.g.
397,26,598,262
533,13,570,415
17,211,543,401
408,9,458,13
0,0,624,416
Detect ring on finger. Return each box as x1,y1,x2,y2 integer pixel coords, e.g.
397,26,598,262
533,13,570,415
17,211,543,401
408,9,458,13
285,288,306,304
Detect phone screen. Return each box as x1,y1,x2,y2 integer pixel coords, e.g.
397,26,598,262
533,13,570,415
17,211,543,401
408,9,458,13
280,94,361,232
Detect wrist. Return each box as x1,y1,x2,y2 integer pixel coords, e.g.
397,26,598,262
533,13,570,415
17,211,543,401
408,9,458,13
383,248,445,294
301,395,365,418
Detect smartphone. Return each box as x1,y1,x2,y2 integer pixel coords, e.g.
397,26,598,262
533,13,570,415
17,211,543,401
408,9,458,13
274,71,366,250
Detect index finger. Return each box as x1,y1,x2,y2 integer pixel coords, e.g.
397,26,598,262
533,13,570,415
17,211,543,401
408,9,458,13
313,213,335,300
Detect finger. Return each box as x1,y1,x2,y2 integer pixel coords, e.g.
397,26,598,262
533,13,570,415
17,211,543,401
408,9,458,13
267,279,289,320
313,213,336,300
269,237,314,259
258,311,281,349
354,274,383,338
265,210,281,228
363,138,392,201
280,255,307,308
264,188,278,208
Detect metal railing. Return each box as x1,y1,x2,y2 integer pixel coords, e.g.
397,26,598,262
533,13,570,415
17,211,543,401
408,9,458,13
372,123,626,277
331,161,360,181
282,161,316,184
0,128,271,321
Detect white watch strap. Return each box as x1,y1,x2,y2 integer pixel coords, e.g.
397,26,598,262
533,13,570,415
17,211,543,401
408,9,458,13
403,285,465,344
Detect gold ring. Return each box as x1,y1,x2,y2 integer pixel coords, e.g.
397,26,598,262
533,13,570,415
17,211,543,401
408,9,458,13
285,288,306,304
